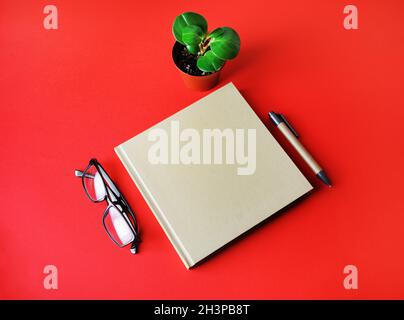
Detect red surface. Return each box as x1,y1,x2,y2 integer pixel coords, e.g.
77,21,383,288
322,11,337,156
1,0,404,299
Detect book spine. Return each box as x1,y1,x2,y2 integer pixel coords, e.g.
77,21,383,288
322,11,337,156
114,145,194,269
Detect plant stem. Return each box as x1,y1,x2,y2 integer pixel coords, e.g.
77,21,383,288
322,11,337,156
199,38,211,55
198,43,204,55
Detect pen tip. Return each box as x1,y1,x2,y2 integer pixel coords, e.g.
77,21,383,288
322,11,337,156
316,170,332,187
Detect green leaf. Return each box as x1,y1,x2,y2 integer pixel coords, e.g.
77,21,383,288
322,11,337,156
186,45,199,55
172,12,208,45
197,50,225,72
208,27,240,60
182,25,204,47
206,27,224,39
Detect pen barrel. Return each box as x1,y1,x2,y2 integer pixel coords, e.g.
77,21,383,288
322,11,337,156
278,123,322,174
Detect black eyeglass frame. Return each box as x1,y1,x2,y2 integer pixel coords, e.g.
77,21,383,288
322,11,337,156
77,158,140,253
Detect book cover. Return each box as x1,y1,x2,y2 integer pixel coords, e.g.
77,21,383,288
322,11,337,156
115,83,312,269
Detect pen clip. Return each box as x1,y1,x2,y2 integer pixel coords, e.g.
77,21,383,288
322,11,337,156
278,114,299,138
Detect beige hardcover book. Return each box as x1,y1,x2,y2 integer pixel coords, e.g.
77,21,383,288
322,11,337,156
115,83,312,269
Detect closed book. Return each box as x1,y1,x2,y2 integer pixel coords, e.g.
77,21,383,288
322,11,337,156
115,83,312,269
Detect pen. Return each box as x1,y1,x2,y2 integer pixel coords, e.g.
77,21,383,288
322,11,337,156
269,111,332,187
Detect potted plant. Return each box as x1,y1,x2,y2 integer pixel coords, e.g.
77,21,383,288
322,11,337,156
172,12,241,91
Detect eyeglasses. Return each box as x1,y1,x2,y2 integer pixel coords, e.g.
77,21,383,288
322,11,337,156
75,158,140,254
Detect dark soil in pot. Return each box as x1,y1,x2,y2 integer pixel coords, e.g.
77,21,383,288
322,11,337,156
172,42,213,76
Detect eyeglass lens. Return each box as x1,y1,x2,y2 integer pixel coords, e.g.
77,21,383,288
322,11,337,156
83,165,107,201
104,205,135,246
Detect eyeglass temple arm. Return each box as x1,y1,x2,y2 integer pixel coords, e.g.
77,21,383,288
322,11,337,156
74,170,95,179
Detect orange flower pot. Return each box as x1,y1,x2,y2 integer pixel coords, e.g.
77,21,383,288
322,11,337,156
172,42,221,91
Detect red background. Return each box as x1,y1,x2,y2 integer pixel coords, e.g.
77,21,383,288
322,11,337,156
1,0,404,299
